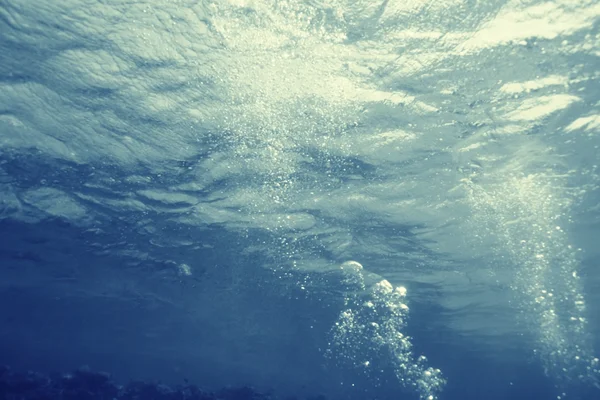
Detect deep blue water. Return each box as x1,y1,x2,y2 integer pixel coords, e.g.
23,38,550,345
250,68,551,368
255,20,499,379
1,1,599,399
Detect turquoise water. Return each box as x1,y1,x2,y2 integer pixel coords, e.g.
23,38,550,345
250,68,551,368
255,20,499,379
0,1,599,399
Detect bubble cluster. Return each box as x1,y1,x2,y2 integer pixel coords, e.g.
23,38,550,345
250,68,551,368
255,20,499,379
466,174,600,394
338,260,366,292
328,261,445,400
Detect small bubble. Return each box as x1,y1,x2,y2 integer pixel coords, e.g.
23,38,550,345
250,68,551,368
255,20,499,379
395,286,407,296
373,280,393,295
341,260,363,272
177,264,192,276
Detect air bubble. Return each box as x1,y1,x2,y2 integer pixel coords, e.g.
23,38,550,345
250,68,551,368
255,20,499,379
373,279,393,295
340,260,363,272
177,263,192,276
395,286,408,296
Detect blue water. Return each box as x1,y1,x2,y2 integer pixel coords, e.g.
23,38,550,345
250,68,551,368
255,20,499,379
1,1,599,399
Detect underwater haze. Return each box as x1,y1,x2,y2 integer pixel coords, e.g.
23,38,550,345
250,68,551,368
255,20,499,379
0,0,599,399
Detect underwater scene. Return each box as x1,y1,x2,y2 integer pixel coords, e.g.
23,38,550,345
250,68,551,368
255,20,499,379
0,0,599,399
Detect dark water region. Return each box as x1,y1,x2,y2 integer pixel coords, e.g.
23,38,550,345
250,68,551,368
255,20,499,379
0,365,309,400
0,217,597,400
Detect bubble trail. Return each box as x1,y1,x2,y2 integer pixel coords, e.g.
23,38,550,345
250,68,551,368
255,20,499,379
328,261,446,400
466,174,600,397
